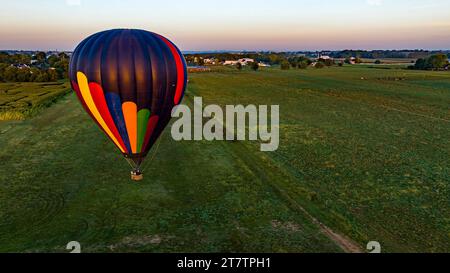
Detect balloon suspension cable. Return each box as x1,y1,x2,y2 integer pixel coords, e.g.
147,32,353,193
123,130,165,181
124,157,135,169
140,131,165,173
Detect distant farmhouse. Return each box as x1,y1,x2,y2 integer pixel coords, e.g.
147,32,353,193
11,64,30,69
224,58,255,66
223,58,270,68
348,57,357,65
223,60,239,65
318,55,332,60
238,58,254,65
315,53,333,60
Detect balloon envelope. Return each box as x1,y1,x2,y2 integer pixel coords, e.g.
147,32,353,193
69,29,187,170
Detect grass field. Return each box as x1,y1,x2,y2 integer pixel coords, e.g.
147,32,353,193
0,65,449,253
0,81,71,120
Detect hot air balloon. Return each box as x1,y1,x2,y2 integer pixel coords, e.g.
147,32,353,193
69,29,187,181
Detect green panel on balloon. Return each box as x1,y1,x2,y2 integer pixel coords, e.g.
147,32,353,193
137,109,151,153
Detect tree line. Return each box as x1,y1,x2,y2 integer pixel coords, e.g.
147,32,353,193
329,50,450,59
410,54,449,71
186,52,344,70
186,50,450,66
185,52,292,66
0,51,69,82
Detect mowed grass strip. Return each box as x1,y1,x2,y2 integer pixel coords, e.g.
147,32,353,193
0,82,71,120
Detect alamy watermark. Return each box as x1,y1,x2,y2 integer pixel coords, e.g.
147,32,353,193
171,97,279,152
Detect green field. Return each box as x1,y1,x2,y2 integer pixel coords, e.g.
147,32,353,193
0,65,449,253
0,81,71,120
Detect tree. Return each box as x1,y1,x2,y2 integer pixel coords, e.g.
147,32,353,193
298,56,312,64
0,51,72,82
35,71,50,82
288,56,311,68
280,60,290,70
10,54,31,65
413,54,449,70
0,52,9,63
268,54,282,65
47,69,58,82
0,63,8,77
315,62,325,69
414,58,427,70
58,52,69,60
319,58,335,66
29,67,41,82
35,52,47,63
250,62,259,71
53,58,69,79
427,54,448,70
16,68,31,82
298,61,309,69
236,62,242,70
47,55,59,66
3,66,18,81
0,64,7,81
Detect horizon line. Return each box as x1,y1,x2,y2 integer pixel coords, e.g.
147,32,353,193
1,48,450,53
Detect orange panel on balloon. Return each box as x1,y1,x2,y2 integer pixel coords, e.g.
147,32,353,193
122,102,138,153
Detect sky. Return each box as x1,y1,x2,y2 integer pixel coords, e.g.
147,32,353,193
0,0,449,51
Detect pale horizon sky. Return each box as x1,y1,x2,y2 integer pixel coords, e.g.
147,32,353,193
1,0,450,51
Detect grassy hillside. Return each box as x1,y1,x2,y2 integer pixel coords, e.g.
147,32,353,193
0,88,340,253
189,65,450,252
0,65,449,252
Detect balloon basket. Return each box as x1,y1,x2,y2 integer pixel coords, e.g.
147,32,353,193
131,170,143,181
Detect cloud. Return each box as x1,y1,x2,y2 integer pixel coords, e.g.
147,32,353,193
366,0,383,6
66,0,81,6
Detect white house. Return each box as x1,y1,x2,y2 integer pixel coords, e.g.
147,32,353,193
11,64,30,69
349,57,357,65
238,58,254,65
223,58,255,66
223,60,239,65
224,58,255,66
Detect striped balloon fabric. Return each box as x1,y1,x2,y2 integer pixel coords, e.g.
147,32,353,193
69,29,187,172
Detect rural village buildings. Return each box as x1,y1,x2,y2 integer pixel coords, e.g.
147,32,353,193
223,58,254,66
223,58,270,67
